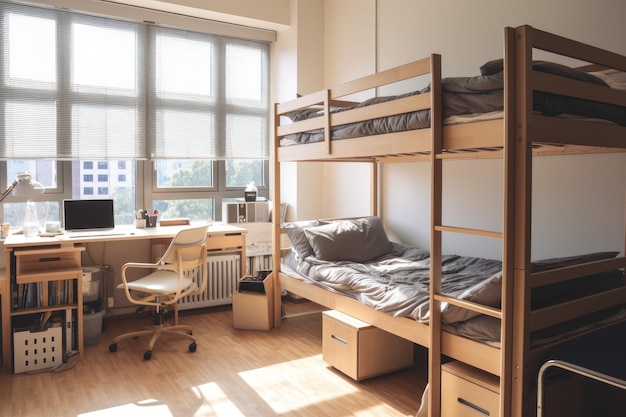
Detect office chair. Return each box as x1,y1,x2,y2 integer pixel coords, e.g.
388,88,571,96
108,225,208,360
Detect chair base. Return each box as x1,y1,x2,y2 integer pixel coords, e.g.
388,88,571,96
109,321,197,360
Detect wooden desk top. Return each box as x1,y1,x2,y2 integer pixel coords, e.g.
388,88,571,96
2,222,247,249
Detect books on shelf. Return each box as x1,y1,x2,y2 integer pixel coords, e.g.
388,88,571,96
11,279,76,310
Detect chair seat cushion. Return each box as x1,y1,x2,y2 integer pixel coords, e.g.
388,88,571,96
119,270,194,294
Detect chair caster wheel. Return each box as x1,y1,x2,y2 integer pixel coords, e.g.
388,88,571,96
189,342,197,352
109,343,118,353
144,350,152,360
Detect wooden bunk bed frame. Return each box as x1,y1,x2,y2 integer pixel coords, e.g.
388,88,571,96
270,25,626,417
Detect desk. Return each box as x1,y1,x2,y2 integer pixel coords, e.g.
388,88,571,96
1,222,246,370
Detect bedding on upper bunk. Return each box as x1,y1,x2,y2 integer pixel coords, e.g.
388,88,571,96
282,217,626,343
280,60,626,146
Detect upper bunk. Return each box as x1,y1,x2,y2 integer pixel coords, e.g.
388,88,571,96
273,25,626,164
274,55,441,162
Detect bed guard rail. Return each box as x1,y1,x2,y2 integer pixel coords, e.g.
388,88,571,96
537,359,626,417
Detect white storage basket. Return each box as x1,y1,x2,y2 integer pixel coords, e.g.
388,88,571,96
13,326,63,374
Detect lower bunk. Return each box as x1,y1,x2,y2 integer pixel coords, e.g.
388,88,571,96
277,216,626,416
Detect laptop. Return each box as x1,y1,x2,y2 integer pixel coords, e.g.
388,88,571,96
63,199,124,238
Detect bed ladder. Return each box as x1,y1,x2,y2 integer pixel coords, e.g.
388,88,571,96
428,27,518,417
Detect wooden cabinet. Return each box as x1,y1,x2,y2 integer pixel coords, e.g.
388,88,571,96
322,310,414,381
232,274,273,331
5,246,84,373
441,361,500,417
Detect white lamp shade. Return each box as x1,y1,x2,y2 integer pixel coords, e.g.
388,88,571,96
12,173,45,197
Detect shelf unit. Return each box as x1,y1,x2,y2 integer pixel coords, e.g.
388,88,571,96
7,245,84,372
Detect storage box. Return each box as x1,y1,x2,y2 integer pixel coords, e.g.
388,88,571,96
441,361,500,417
82,266,102,302
13,326,63,374
223,201,269,223
238,276,265,294
232,274,273,331
322,310,413,381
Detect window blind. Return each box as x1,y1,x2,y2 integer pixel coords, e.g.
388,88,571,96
0,1,269,160
148,26,270,160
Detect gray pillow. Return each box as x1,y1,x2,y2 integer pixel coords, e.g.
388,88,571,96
284,220,327,258
304,216,392,263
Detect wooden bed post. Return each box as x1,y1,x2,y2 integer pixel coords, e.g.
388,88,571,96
499,26,517,417
371,161,378,217
272,102,283,329
428,53,443,417
511,25,534,417
324,89,332,155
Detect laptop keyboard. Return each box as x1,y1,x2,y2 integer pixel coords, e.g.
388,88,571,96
65,229,125,238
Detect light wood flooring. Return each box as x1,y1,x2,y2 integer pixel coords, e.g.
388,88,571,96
0,300,427,417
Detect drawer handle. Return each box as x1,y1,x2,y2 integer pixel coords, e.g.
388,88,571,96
331,334,348,346
457,397,490,416
38,256,62,263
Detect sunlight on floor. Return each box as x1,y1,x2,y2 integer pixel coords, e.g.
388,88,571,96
76,353,409,417
193,382,246,417
79,399,172,417
238,354,359,414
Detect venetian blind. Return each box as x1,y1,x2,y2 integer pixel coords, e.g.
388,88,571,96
148,26,270,160
0,1,270,160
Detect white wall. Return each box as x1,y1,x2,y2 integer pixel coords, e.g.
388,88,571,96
301,0,626,260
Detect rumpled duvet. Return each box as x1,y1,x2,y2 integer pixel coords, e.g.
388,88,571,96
286,243,624,326
290,242,504,323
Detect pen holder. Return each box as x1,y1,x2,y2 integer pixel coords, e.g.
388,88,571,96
134,218,146,229
146,214,158,228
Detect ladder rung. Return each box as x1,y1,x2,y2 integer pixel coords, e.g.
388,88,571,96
434,225,502,239
434,294,502,319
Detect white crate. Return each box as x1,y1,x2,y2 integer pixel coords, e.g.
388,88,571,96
13,326,63,374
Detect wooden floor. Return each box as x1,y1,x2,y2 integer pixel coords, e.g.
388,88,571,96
0,300,427,417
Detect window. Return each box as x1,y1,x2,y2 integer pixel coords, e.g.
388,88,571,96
74,160,136,223
226,160,265,188
3,161,59,227
155,160,213,189
0,2,270,225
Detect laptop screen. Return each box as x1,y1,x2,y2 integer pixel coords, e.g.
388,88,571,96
63,199,115,231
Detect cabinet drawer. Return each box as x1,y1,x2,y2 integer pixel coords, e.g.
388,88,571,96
206,234,244,252
14,247,84,282
442,362,500,417
323,312,360,379
322,310,413,381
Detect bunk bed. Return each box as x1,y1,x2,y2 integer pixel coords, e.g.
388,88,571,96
270,25,626,417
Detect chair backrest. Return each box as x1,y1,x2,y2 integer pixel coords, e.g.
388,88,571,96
159,225,209,265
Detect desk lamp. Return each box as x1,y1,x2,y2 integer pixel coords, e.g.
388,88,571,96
0,172,45,203
0,173,44,237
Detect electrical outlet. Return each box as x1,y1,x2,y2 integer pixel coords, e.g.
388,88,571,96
108,297,114,308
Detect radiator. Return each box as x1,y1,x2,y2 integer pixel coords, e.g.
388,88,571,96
246,254,273,275
178,254,241,310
